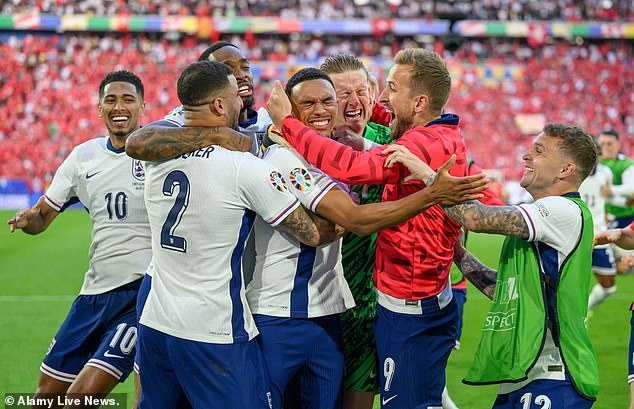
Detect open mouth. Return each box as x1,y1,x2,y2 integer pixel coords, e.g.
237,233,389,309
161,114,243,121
308,118,331,130
345,109,363,120
111,115,130,125
238,84,252,97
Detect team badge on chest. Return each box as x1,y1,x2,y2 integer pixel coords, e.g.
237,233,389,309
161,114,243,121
132,160,145,181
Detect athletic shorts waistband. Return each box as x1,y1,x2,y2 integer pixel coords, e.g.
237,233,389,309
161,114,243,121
376,282,453,315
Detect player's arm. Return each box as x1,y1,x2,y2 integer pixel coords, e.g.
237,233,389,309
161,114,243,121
125,120,252,161
383,144,529,238
453,233,497,300
266,81,408,185
7,196,59,235
315,155,488,236
594,226,634,250
605,165,634,197
276,205,344,247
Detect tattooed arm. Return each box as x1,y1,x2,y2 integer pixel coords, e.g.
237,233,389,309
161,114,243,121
275,205,342,247
453,237,497,300
125,121,252,161
443,202,529,239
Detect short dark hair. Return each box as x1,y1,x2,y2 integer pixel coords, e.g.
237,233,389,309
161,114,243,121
320,53,370,80
285,68,334,99
177,61,233,106
600,129,619,140
198,42,239,62
394,48,451,115
99,70,144,100
543,123,598,182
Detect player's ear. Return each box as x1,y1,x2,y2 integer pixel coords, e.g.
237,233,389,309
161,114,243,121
210,97,224,116
560,162,576,179
97,103,103,118
139,101,146,117
413,94,429,113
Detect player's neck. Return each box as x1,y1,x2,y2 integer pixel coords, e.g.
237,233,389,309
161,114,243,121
183,111,226,128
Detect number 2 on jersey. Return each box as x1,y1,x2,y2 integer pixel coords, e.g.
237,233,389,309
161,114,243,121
160,170,190,252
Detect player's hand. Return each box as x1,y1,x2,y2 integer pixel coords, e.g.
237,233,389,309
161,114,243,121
266,80,292,129
601,183,613,197
593,229,622,246
383,144,435,183
7,196,44,233
428,157,489,205
332,126,366,151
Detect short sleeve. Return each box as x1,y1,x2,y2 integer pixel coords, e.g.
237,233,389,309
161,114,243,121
264,146,337,212
44,150,79,212
162,106,185,127
236,154,300,227
516,196,582,255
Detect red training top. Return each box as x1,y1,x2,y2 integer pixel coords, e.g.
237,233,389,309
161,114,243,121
280,114,468,300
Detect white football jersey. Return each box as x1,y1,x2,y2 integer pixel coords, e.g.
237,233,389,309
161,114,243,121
44,137,152,295
163,105,271,157
247,145,355,319
140,145,300,344
500,195,583,394
579,164,612,234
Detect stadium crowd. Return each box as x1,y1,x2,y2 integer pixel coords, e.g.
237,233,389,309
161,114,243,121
2,33,633,190
2,0,634,21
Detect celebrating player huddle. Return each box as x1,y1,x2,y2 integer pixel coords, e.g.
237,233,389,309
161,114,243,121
9,41,602,409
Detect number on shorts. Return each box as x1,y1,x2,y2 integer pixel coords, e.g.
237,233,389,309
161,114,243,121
520,393,552,409
160,170,190,252
383,357,396,392
109,323,138,354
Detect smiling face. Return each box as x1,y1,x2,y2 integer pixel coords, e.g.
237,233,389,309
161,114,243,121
329,69,373,135
98,81,144,147
598,133,620,160
520,132,570,197
289,79,337,137
378,64,417,139
209,46,254,111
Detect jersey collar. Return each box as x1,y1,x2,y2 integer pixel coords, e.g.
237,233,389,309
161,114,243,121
562,192,581,198
425,113,459,127
106,138,126,154
239,108,258,129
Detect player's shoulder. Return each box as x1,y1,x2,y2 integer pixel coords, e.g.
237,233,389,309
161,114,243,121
595,164,612,178
263,144,305,165
526,195,581,219
162,105,185,126
71,136,109,159
255,107,272,127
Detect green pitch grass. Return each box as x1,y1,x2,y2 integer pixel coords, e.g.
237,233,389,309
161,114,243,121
1,209,631,408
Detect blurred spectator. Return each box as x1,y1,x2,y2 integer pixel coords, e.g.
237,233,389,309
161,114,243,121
1,33,633,191
2,0,634,22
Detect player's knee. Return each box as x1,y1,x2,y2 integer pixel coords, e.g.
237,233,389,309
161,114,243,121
36,373,70,395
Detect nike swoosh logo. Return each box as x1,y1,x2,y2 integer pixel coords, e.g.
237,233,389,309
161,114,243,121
86,171,102,179
382,395,398,405
103,350,124,359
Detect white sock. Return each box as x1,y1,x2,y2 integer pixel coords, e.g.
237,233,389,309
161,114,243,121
442,386,459,409
588,283,617,310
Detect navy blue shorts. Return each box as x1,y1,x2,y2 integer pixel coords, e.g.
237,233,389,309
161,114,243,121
492,379,593,409
609,214,634,229
41,279,142,383
591,246,616,275
137,324,271,409
133,274,152,374
374,298,458,409
254,314,344,409
453,288,467,344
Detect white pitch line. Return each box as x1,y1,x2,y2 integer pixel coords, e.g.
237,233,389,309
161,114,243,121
0,295,76,302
